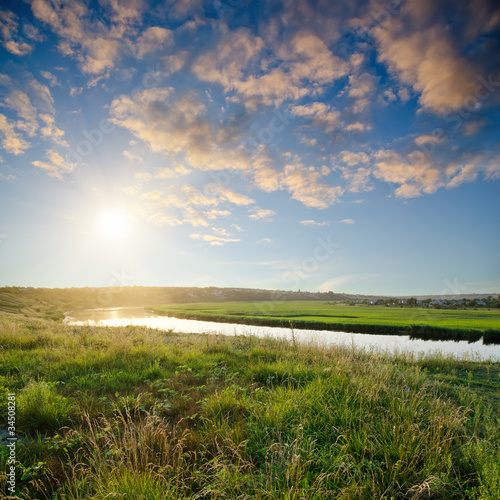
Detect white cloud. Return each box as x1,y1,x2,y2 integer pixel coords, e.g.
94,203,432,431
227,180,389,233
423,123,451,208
249,207,276,221
340,166,373,193
344,121,371,132
4,90,38,137
0,10,34,55
4,40,33,55
318,273,379,292
40,70,60,87
123,150,143,163
133,26,173,58
193,29,348,107
281,163,344,208
190,233,241,246
338,218,355,224
462,120,486,136
446,163,477,189
0,113,30,154
217,186,254,206
212,227,230,237
110,87,251,173
30,0,147,75
300,220,329,227
338,151,370,166
372,11,482,114
39,114,69,146
31,149,76,178
348,72,377,112
290,102,341,132
414,134,445,147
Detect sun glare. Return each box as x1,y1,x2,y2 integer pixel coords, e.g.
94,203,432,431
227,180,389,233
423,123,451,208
97,208,130,242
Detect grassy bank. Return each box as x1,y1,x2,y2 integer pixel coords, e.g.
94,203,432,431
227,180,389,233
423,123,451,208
1,316,500,499
151,301,500,343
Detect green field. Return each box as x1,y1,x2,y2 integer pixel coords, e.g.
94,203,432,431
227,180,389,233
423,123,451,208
152,301,500,342
1,315,500,499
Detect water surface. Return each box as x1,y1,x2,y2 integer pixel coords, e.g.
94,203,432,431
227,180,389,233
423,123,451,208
65,307,500,361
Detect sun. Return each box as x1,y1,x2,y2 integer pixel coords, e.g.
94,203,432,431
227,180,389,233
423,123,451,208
97,207,131,242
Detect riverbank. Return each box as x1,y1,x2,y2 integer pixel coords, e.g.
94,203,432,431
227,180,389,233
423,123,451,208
1,315,499,499
151,301,500,344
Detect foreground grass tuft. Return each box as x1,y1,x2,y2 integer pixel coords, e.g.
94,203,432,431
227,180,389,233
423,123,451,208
1,316,499,499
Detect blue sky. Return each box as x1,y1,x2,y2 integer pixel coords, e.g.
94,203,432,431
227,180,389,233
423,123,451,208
0,0,499,295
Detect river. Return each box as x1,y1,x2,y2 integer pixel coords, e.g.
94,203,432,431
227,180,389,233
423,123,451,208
64,306,500,361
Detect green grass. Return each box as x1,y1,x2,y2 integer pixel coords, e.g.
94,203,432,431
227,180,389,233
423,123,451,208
1,316,500,499
152,301,500,341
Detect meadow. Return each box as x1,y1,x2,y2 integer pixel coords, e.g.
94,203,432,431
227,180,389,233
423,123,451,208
152,301,500,343
1,314,500,499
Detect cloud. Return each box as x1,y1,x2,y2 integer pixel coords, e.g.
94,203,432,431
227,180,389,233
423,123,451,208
484,162,500,180
252,160,282,193
4,40,33,55
344,121,371,132
40,70,60,87
348,71,377,112
4,90,38,137
80,37,120,74
133,26,173,58
290,102,341,132
373,149,443,198
338,151,370,166
414,134,445,147
340,166,373,193
318,273,379,292
249,208,276,221
338,218,355,224
100,0,145,23
132,180,253,229
205,209,231,220
0,9,34,55
300,220,330,226
161,0,205,22
369,0,500,114
39,114,69,146
27,78,54,114
192,28,265,92
446,163,477,189
370,148,486,198
31,149,76,178
193,28,348,107
190,233,241,246
0,73,68,156
30,0,147,75
110,87,251,172
0,113,30,154
280,163,344,208
158,165,191,177
123,150,143,163
110,87,206,152
257,238,272,244
212,227,230,237
217,186,254,206
462,120,487,136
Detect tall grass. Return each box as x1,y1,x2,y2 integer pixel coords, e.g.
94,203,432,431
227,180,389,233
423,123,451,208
1,316,499,499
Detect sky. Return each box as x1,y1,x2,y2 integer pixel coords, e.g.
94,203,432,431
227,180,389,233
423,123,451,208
0,0,499,296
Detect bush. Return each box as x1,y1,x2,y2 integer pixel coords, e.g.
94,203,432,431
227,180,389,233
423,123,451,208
17,381,75,433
